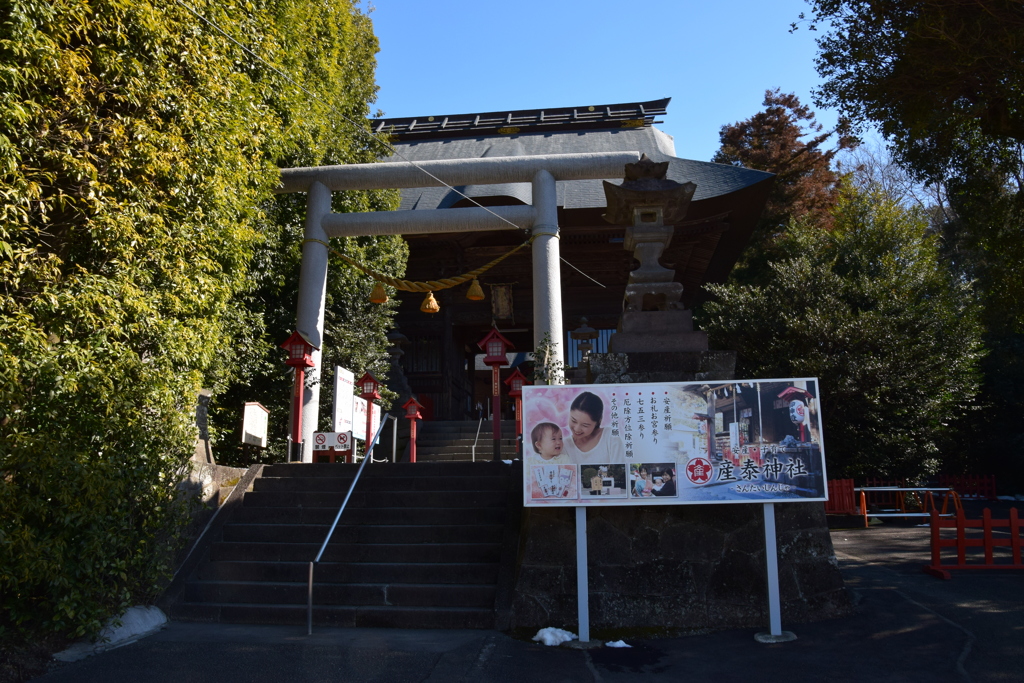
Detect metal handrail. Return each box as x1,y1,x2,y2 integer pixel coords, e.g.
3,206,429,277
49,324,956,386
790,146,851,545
470,416,484,462
307,415,394,635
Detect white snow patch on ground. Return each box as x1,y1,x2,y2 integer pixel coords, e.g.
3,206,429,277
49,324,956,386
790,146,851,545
605,640,632,648
54,605,167,662
532,627,578,646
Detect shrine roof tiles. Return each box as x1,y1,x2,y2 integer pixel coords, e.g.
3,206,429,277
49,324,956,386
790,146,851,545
383,125,772,211
372,99,671,141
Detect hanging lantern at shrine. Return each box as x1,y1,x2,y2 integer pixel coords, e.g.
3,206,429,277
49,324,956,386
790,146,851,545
466,278,485,301
369,282,388,304
420,291,440,313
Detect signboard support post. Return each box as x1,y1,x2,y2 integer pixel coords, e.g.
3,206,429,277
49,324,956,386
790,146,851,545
575,506,590,643
755,503,797,643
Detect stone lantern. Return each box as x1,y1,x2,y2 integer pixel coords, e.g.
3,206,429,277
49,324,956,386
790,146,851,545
602,155,707,353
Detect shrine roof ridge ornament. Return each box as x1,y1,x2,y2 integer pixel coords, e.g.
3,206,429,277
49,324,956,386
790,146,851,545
370,98,670,142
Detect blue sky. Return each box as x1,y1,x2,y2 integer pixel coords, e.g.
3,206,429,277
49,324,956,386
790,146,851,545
369,0,837,162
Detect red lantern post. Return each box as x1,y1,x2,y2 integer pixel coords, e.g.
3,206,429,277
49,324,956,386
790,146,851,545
402,397,424,463
357,372,382,461
280,331,316,462
478,328,513,461
504,368,530,441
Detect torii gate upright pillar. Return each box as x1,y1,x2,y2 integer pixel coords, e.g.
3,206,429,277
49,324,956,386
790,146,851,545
531,169,564,374
294,181,331,462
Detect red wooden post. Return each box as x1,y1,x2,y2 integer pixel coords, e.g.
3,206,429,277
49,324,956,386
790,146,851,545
930,509,942,567
956,509,967,565
402,397,424,464
281,332,316,461
491,365,501,452
291,367,305,445
478,328,513,462
409,417,418,463
357,372,381,461
504,368,529,443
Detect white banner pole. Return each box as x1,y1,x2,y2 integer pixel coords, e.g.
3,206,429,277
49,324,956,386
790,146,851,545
575,505,590,643
756,502,796,643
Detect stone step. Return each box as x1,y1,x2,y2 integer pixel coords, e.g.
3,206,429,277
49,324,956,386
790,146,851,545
241,490,508,509
412,452,518,463
221,523,504,546
261,461,512,478
418,421,516,434
230,506,507,526
209,541,502,564
170,602,495,629
198,560,500,585
184,580,496,608
253,475,510,493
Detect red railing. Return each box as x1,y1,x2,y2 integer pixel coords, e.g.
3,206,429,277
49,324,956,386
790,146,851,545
863,477,907,509
938,474,997,501
825,479,857,515
923,508,1023,579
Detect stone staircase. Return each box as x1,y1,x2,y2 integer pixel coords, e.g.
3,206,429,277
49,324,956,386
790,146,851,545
415,420,519,462
167,461,521,629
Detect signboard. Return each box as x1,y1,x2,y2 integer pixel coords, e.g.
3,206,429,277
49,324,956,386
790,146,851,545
333,366,355,433
312,431,352,451
521,378,826,507
241,402,269,448
352,397,381,442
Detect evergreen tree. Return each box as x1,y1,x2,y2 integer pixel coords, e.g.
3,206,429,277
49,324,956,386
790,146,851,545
0,0,402,643
802,0,1024,487
701,184,983,480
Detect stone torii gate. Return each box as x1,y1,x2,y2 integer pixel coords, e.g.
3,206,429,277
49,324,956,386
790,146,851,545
276,151,639,462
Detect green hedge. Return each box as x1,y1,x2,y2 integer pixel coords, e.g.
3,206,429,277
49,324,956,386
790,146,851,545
0,0,399,641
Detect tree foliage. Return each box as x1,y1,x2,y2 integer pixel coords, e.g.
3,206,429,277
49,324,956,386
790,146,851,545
804,0,1024,175
701,185,983,480
0,0,401,643
713,89,855,283
803,0,1024,486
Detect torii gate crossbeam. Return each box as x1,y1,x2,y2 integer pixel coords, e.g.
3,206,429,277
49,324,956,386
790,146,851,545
276,151,639,462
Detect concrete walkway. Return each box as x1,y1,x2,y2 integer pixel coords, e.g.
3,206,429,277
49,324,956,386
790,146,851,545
34,519,1023,682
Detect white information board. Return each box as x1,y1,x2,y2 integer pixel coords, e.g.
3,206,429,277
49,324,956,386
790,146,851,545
241,402,269,448
333,366,354,433
522,377,827,507
352,397,381,442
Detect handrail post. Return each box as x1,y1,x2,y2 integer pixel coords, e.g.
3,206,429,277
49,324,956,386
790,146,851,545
472,416,484,463
307,561,314,636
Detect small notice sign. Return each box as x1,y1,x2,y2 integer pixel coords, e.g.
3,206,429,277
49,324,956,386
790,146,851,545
312,431,352,451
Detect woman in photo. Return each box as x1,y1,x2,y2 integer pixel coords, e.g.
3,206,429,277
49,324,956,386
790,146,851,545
652,468,677,496
564,391,625,464
633,465,654,497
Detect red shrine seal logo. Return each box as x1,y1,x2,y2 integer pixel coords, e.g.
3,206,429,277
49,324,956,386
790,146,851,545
685,457,712,485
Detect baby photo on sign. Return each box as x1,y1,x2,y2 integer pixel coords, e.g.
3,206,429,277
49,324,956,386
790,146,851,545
529,464,578,500
629,463,678,498
580,464,627,498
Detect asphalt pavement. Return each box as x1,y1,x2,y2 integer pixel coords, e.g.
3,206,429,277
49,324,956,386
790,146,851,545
34,506,1023,683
